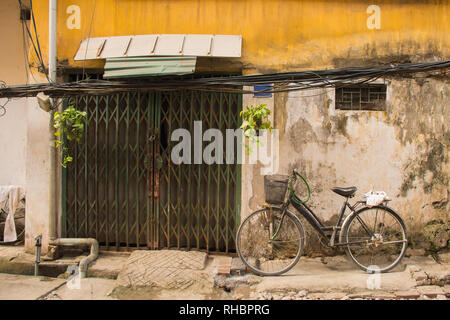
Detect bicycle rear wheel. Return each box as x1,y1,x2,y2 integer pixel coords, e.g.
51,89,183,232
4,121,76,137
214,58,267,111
237,207,305,276
340,206,407,273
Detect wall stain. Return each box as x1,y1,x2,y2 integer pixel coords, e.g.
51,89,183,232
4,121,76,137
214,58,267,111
333,113,350,141
387,77,449,197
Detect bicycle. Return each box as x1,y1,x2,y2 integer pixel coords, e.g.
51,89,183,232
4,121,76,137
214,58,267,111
236,169,408,276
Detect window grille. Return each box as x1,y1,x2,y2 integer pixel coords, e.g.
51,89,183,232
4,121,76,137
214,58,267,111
335,84,386,111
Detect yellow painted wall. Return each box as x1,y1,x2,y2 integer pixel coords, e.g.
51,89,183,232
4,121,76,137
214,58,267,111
0,0,28,84
29,0,449,74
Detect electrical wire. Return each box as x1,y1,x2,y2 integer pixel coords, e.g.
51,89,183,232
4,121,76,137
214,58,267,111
19,2,41,84
17,0,49,82
82,0,98,81
20,18,29,84
29,0,50,82
29,0,45,71
0,60,448,98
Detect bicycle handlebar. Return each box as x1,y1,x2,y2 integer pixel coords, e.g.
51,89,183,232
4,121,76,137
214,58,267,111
289,169,311,205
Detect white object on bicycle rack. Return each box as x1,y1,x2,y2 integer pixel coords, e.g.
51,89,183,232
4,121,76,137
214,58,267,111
0,186,25,242
363,190,389,207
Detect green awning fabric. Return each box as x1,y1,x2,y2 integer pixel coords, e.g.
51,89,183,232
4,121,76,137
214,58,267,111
103,56,197,78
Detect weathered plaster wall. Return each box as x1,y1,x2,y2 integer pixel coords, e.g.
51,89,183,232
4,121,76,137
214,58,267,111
0,1,50,253
241,89,275,221
243,77,449,249
0,0,28,187
0,0,28,85
24,90,52,253
29,0,449,73
387,77,449,244
17,0,448,252
0,99,28,187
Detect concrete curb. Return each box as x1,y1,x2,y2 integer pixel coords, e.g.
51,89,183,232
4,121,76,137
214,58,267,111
0,248,126,279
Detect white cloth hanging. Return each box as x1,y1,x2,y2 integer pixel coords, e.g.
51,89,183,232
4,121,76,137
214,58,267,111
0,186,26,242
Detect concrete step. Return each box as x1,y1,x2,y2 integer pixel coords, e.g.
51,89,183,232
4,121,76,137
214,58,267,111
0,246,128,279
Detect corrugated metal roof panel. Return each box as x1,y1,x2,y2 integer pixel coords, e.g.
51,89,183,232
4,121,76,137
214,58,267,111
103,56,197,78
74,34,242,60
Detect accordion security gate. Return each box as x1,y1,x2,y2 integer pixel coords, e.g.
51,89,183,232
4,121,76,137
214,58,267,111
63,90,242,253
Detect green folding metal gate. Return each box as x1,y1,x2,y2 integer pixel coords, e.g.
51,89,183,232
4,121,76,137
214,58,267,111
63,90,242,253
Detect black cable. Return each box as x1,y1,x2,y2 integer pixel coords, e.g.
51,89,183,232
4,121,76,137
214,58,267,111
17,0,49,82
29,0,46,75
82,0,98,81
0,60,448,98
20,11,29,84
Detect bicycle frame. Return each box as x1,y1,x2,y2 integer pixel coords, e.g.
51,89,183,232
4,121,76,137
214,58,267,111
286,196,369,247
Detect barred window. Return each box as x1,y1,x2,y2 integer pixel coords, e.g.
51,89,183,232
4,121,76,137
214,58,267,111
335,84,387,111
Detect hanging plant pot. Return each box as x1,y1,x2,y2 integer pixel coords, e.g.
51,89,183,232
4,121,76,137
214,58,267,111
255,118,263,136
54,106,88,168
240,104,273,154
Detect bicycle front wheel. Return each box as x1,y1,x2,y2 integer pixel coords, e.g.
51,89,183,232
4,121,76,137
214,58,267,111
237,207,305,276
341,206,408,273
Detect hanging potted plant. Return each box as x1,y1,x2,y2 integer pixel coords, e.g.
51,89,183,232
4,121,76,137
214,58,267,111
53,106,88,168
240,103,273,154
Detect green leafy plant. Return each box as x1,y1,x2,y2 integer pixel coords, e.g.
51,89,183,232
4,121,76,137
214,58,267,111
240,104,273,154
53,106,88,168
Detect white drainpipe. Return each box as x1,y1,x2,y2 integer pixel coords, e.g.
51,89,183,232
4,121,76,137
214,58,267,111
48,0,57,83
48,0,57,241
47,0,98,278
50,238,99,278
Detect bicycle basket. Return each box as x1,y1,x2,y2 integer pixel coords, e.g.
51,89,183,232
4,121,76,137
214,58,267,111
264,174,289,204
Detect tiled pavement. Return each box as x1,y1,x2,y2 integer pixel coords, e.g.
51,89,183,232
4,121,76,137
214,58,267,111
116,250,208,289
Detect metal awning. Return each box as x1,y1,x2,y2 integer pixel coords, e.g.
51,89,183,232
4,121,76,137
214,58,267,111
103,56,197,78
74,34,242,60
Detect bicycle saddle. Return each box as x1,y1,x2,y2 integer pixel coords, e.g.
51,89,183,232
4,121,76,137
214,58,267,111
331,186,357,197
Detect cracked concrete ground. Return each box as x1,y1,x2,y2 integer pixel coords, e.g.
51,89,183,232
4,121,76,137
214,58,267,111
0,273,66,300
110,249,449,300
220,251,450,300
0,246,448,300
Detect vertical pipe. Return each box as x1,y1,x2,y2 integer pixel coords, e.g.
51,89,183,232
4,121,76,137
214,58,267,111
48,0,57,83
48,0,58,241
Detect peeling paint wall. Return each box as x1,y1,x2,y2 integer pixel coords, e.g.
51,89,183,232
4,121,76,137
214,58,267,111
12,0,449,252
29,0,449,73
23,92,53,254
244,76,449,250
0,1,28,187
0,1,52,253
